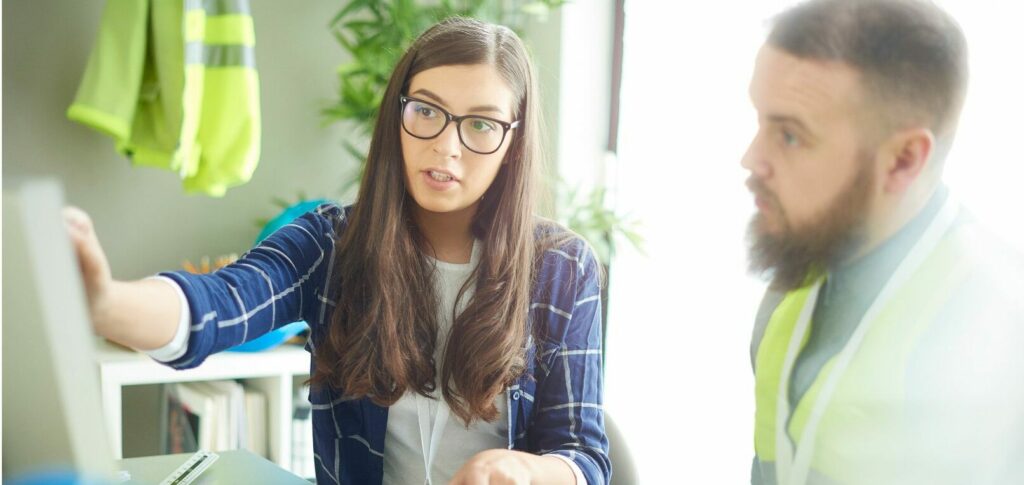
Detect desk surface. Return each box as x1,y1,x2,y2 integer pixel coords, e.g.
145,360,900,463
118,450,310,484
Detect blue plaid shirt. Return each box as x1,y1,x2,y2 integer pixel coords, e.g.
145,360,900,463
160,204,610,484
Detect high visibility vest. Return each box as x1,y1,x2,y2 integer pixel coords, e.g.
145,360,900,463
753,198,980,484
67,0,260,197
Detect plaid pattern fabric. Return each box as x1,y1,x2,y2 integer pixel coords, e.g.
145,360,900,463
160,204,610,485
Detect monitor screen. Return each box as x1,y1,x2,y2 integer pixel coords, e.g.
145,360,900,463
2,178,116,479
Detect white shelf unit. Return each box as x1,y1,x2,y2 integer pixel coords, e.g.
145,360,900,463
94,340,310,472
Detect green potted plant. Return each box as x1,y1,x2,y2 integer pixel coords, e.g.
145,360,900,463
555,177,642,352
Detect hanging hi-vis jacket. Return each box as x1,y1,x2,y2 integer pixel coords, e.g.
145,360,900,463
753,197,1024,485
67,0,260,197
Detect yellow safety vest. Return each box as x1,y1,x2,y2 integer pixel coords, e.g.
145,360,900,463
754,198,975,484
67,0,260,197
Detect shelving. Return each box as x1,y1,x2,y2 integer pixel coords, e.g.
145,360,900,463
94,340,310,473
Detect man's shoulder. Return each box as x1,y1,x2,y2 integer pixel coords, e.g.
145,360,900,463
944,215,1024,290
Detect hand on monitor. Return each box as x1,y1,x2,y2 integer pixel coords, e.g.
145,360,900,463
63,206,114,332
62,205,183,351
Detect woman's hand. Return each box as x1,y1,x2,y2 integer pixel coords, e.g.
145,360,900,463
448,449,576,485
63,206,183,350
63,206,115,328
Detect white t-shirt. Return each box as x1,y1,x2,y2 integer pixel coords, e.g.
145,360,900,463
382,241,510,485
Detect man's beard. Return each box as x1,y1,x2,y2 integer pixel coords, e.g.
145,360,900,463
746,161,874,291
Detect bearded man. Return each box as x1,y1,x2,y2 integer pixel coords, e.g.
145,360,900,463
742,1,1024,484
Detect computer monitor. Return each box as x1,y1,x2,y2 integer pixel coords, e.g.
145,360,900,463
2,178,116,479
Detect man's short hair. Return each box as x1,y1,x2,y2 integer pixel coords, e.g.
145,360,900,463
769,0,968,155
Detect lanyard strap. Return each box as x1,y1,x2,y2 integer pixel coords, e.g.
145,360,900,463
776,196,960,485
416,393,450,485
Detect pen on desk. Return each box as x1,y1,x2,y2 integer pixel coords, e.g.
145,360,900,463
169,456,206,485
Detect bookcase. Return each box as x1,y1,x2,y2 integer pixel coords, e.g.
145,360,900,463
94,339,310,473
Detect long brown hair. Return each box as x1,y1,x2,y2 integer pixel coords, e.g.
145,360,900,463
311,17,550,424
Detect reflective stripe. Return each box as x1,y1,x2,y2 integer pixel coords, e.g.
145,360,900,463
186,0,251,15
185,42,256,67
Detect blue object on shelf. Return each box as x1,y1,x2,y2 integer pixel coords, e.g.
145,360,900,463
253,199,333,245
226,199,332,353
228,321,309,352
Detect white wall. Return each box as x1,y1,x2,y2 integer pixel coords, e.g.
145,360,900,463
937,0,1024,250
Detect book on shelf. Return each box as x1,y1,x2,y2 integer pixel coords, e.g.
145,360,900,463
244,387,268,457
192,380,244,450
164,387,199,454
163,380,267,458
165,382,215,452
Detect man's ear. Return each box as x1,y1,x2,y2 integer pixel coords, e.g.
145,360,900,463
879,127,934,194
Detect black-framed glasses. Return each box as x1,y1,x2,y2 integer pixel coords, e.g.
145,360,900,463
399,95,520,155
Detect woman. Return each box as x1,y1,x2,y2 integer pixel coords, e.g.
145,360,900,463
67,17,609,485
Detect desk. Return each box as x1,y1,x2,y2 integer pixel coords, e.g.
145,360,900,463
118,450,310,484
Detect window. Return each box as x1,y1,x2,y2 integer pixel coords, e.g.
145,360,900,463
606,2,1024,482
